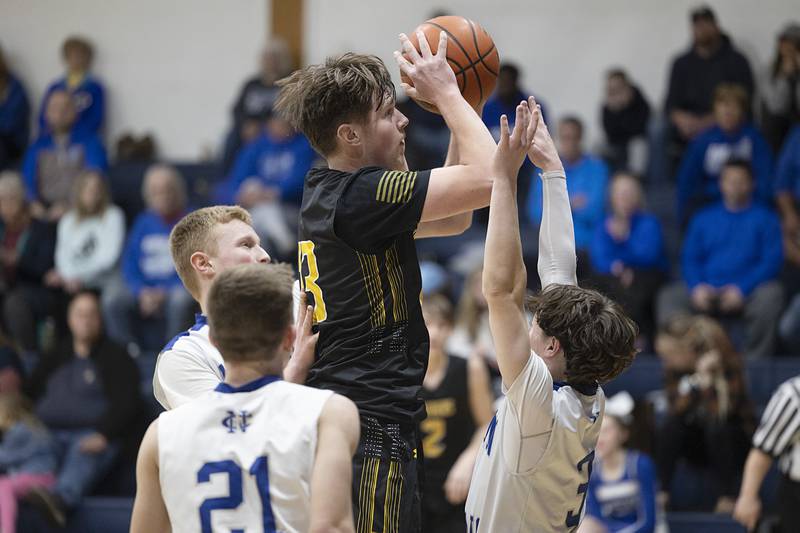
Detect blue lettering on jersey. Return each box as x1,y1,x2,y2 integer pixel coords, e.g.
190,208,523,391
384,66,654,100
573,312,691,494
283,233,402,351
565,450,595,528
468,514,480,532
222,411,252,433
484,413,498,456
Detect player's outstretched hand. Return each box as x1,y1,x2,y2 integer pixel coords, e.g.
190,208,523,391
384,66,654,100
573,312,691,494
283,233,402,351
395,31,458,107
492,99,538,180
284,292,318,385
526,97,564,173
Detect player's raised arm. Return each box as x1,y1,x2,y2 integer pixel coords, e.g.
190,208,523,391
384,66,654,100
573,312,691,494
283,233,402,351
395,32,496,226
309,394,360,533
528,110,578,288
130,421,171,533
483,101,538,386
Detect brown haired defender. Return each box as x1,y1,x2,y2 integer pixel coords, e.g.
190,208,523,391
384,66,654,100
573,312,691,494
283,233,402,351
206,263,294,362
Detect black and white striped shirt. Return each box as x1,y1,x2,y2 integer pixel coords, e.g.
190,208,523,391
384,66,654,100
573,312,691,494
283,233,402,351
753,376,800,481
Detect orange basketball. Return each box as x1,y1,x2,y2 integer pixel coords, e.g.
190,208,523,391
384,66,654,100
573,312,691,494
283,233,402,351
401,15,500,114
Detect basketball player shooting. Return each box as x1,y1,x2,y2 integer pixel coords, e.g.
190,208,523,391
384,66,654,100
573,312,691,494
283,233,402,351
274,29,497,532
463,100,639,532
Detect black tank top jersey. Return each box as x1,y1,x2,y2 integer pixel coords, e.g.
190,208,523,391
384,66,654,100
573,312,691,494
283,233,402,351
420,355,475,497
298,165,432,424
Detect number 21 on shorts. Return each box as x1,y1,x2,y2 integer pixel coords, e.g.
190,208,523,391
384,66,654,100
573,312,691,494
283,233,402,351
298,240,327,323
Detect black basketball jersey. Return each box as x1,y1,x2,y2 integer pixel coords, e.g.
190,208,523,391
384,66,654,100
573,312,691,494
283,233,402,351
420,355,475,501
298,165,432,424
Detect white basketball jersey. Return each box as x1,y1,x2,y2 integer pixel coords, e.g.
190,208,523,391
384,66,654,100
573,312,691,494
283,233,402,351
153,314,225,410
158,376,333,533
465,354,605,533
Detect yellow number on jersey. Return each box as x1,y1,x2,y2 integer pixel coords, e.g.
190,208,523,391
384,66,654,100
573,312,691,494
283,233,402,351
298,240,327,323
420,417,446,459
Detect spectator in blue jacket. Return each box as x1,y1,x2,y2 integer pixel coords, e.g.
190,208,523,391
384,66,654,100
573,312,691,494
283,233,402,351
101,165,194,350
528,116,609,253
658,160,784,358
218,115,315,259
675,83,773,224
775,125,800,352
22,90,107,222
590,172,668,343
0,47,30,171
38,37,104,138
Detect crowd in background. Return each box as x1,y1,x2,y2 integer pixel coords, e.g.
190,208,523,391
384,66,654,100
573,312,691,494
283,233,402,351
0,4,799,532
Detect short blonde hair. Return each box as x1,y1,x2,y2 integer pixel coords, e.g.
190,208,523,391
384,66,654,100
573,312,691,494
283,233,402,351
169,205,253,299
207,263,294,362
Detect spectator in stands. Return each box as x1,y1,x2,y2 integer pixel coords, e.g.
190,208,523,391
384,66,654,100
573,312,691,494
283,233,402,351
580,392,658,533
38,37,104,138
0,393,57,533
222,38,293,172
22,90,107,223
675,84,773,224
0,172,57,364
775,125,800,353
448,266,493,360
601,69,651,174
0,46,30,171
734,374,800,533
101,164,194,350
528,116,609,254
421,295,493,533
218,115,316,259
25,291,141,525
399,97,449,170
654,315,755,513
0,334,23,394
659,160,784,358
482,63,547,139
649,5,754,182
45,172,124,295
760,23,800,151
589,172,668,344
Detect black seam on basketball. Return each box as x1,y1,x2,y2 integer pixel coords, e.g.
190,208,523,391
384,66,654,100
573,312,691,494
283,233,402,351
425,21,482,98
479,45,499,77
467,20,484,102
445,56,468,93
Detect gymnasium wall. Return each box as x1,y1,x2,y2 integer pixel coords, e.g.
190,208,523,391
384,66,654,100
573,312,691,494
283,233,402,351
0,0,266,159
1,0,797,159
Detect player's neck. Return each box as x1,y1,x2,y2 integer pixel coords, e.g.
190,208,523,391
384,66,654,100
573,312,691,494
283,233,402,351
601,448,626,478
325,152,366,174
223,360,283,387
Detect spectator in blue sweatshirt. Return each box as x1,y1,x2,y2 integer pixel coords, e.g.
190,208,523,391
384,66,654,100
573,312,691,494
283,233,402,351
675,83,773,224
38,37,104,138
528,116,609,253
218,115,315,259
101,165,195,349
0,48,30,171
22,90,107,223
775,125,800,352
658,160,784,358
590,172,668,343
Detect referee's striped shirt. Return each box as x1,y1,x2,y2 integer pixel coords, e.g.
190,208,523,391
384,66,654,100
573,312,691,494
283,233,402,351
753,376,800,481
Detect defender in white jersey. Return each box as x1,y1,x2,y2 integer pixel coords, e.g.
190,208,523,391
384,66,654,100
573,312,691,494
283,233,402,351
464,99,638,532
131,263,360,533
154,205,314,409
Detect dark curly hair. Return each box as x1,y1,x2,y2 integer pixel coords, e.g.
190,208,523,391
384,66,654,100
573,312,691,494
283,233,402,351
526,285,638,386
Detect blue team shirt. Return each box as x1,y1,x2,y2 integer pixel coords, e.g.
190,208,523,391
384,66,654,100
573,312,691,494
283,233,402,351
38,75,105,137
775,124,800,200
122,210,185,296
586,451,657,533
590,212,669,275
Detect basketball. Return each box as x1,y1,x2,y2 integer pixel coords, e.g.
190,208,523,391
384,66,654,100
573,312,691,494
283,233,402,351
401,15,500,114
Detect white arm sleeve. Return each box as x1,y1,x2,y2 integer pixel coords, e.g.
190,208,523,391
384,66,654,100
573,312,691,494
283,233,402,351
537,170,578,288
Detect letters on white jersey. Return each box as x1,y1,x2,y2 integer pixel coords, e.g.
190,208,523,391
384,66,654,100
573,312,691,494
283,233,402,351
465,354,605,532
158,376,333,533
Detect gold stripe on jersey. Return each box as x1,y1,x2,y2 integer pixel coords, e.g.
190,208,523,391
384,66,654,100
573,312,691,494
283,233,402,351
376,171,417,204
357,252,386,328
385,244,408,322
383,460,404,533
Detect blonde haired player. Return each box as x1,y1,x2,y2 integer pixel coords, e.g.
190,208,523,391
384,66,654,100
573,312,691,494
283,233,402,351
464,100,638,532
153,205,314,409
130,263,359,533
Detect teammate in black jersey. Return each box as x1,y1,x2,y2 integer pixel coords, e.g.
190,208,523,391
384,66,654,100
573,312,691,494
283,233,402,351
420,295,494,533
275,31,497,532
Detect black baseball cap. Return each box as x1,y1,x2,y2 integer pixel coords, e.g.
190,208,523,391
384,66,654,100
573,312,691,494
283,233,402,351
691,5,717,23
